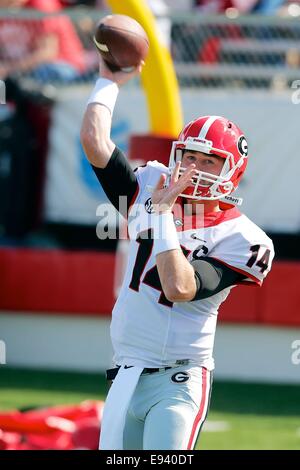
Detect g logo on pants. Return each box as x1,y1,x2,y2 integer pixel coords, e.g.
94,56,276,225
171,371,190,383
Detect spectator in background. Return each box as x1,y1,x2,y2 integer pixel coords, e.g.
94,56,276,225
194,0,259,13
0,0,87,82
194,0,285,14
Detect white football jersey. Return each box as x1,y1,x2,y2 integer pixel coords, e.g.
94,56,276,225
110,161,274,370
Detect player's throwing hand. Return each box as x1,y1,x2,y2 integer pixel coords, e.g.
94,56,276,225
98,54,144,86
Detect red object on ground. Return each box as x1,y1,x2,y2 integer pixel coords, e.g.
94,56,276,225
0,401,103,450
71,418,101,450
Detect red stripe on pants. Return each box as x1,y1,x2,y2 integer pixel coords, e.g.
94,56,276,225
187,367,208,450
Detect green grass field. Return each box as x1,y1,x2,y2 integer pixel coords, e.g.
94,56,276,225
0,368,299,450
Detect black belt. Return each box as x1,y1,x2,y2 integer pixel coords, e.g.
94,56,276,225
106,366,172,381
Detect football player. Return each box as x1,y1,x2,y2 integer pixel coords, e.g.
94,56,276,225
80,56,274,450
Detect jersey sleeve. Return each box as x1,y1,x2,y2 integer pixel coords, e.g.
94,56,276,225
209,229,275,286
91,146,139,218
92,151,167,218
133,160,167,190
129,160,168,214
191,257,245,300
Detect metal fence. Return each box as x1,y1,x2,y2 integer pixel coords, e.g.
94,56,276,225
172,14,300,89
1,8,300,89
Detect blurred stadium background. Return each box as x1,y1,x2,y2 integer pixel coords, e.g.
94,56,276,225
0,0,300,450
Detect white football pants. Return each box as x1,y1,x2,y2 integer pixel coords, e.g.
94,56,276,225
122,364,213,450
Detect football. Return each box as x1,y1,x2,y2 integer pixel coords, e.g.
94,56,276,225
93,14,149,72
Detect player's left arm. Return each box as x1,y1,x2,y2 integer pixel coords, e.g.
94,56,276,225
156,252,244,302
156,249,197,302
152,162,244,302
152,161,198,301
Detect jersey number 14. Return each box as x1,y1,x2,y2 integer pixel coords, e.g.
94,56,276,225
129,229,190,307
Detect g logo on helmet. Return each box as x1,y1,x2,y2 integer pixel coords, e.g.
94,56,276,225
237,136,248,157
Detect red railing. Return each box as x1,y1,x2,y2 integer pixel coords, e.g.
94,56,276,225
0,249,299,326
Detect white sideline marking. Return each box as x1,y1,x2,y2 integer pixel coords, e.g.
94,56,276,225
202,421,231,432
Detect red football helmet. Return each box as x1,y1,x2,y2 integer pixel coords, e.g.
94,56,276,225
168,115,248,201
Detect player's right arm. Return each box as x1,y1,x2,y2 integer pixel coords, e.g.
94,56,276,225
80,56,142,169
80,57,143,216
80,101,114,169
